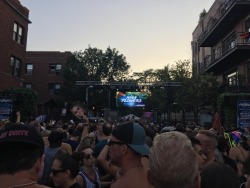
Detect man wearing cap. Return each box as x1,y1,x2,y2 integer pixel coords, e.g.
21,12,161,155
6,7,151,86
108,121,150,188
0,123,49,188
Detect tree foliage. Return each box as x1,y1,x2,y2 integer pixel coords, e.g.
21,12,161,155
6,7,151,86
133,60,219,123
61,46,130,107
174,73,219,123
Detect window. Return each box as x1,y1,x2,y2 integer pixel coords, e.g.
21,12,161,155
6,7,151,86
13,22,24,44
10,56,21,77
50,64,62,75
48,83,61,95
24,83,32,89
227,72,237,86
245,18,250,43
26,64,33,75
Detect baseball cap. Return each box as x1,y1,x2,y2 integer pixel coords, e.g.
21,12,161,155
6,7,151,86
98,119,106,124
0,123,44,153
111,122,149,155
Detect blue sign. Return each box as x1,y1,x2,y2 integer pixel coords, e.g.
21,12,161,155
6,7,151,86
237,100,250,128
0,98,12,121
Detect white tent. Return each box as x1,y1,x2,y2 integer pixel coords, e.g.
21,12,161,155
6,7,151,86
122,114,140,121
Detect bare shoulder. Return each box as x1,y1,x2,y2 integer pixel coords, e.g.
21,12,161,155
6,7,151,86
111,172,149,188
35,185,50,188
61,142,72,154
88,132,95,137
111,178,128,188
229,146,240,154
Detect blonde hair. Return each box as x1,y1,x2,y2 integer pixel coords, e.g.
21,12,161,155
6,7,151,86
149,131,199,188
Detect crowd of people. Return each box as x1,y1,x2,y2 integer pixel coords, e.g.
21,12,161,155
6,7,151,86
1,102,250,188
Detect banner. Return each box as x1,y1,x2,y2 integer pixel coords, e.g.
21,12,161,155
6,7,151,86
237,100,250,128
0,98,12,121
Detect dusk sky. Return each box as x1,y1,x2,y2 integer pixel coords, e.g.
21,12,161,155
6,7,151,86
20,0,215,73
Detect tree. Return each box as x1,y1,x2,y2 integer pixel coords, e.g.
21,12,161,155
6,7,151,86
169,59,192,81
174,73,219,123
61,46,130,110
103,47,130,81
133,69,157,83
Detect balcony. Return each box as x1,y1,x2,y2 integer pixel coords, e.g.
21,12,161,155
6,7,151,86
199,33,250,74
198,0,250,47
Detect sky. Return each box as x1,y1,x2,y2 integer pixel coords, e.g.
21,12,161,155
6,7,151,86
19,0,215,73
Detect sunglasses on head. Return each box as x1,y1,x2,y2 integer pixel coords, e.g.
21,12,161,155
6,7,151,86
51,169,66,176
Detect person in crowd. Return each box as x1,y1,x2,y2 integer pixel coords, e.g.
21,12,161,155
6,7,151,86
42,127,72,155
138,120,156,148
200,162,239,188
195,129,222,165
50,152,81,188
0,123,49,188
97,141,120,182
190,137,207,171
70,102,91,141
109,121,150,188
93,122,112,158
148,131,200,188
29,119,42,134
150,121,161,134
70,102,89,123
245,175,250,188
75,147,103,188
229,133,249,176
239,153,250,188
89,118,107,145
63,127,81,152
41,130,66,186
217,135,237,172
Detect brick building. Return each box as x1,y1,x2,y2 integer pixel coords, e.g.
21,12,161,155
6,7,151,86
23,51,71,107
192,0,250,92
0,0,30,90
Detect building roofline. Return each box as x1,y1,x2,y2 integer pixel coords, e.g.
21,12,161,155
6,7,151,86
4,0,32,23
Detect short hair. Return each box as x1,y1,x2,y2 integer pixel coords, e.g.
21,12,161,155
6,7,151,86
54,152,80,178
102,123,112,136
197,130,218,147
200,163,239,188
149,131,199,188
0,143,42,175
190,137,201,150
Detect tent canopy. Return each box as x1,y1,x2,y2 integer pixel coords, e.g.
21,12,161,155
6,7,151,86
122,114,140,120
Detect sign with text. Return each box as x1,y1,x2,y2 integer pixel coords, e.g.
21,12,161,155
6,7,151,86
116,91,148,108
0,98,12,121
237,100,250,128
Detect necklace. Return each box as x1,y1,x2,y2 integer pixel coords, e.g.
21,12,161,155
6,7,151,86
120,164,142,176
10,182,37,188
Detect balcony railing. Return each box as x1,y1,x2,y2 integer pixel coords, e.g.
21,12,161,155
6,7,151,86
198,0,250,46
199,33,250,72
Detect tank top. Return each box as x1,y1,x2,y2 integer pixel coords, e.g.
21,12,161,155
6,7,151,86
78,167,101,188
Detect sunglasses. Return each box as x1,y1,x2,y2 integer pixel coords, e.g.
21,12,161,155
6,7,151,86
107,140,126,146
51,169,66,176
